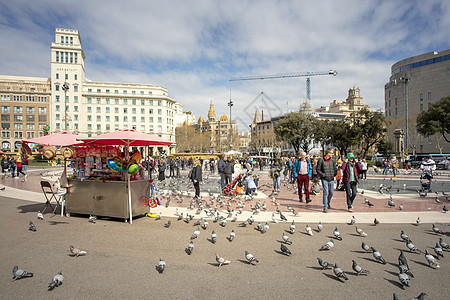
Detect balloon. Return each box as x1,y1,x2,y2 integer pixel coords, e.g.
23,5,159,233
127,163,139,174
107,157,124,173
156,196,161,205
130,152,142,163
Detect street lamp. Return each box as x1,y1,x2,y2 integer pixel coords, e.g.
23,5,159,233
228,98,233,150
399,76,409,156
62,79,69,130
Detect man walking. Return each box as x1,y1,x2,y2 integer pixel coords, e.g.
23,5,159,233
293,152,312,203
218,155,226,190
317,148,337,213
223,156,234,187
341,153,362,212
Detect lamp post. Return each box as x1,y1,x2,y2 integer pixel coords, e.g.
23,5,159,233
62,79,69,130
399,76,409,157
228,98,233,150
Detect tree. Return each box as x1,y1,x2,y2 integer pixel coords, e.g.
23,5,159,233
377,140,394,159
327,120,359,157
273,112,315,155
313,119,331,156
416,95,450,143
352,109,388,159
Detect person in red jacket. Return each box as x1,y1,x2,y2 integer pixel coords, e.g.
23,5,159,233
341,152,362,212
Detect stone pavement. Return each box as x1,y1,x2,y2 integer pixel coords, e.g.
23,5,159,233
1,166,450,224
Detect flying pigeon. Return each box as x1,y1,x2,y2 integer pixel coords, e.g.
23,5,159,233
333,263,348,281
356,226,367,237
261,222,269,234
280,243,292,256
333,227,342,241
398,263,414,278
156,258,166,273
37,211,44,220
439,238,449,250
164,220,171,228
89,215,96,223
370,247,386,264
28,221,36,232
245,251,259,265
320,239,334,251
187,239,194,255
306,224,313,236
424,250,440,268
398,270,410,287
228,230,235,242
433,243,444,258
69,245,87,257
317,221,323,232
432,224,443,234
48,269,63,291
406,238,421,253
290,221,295,234
352,260,370,275
349,216,356,225
317,257,331,270
282,232,292,245
411,292,427,300
211,230,217,244
215,254,230,267
373,218,379,226
362,242,370,253
12,266,33,281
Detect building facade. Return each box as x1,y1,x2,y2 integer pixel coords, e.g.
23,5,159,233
0,75,51,153
385,49,450,155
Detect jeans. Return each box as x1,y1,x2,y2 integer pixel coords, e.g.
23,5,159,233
220,173,225,189
273,176,280,191
344,181,358,209
392,167,396,177
321,179,334,209
22,164,28,175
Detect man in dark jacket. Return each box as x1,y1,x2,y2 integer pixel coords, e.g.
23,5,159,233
341,152,362,212
223,157,235,187
316,148,337,213
191,158,202,198
218,155,227,189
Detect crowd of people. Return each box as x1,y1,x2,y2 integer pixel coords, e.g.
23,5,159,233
1,155,28,179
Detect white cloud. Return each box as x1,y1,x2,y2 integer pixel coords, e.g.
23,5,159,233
0,0,449,131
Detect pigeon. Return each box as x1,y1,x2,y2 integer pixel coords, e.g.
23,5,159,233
187,239,194,255
416,217,421,225
271,212,279,223
282,232,292,244
37,211,44,220
12,266,33,281
424,250,440,268
220,219,227,227
370,247,386,264
155,214,162,221
228,230,235,242
399,203,403,211
191,226,200,239
0,186,5,191
435,196,442,204
398,250,409,268
355,226,367,237
349,216,356,225
306,224,313,236
28,221,36,232
193,218,202,226
203,220,209,230
373,218,379,226
433,243,444,258
406,238,421,253
443,206,448,213
398,270,410,287
388,199,395,207
352,260,370,275
393,293,399,300
400,230,409,241
256,222,262,231
411,292,427,300
156,258,166,273
215,254,230,267
362,242,371,253
69,245,87,257
320,239,334,251
177,214,183,221
245,250,259,265
280,243,292,256
290,221,295,234
164,220,171,228
280,212,287,222
261,222,269,234
231,214,237,222
89,215,96,223
48,269,63,290
317,221,323,232
439,238,449,250
211,230,217,244
317,257,331,270
432,224,443,234
333,227,342,241
398,263,414,278
333,263,348,281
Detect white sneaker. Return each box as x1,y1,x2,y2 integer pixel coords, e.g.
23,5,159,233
14,176,19,179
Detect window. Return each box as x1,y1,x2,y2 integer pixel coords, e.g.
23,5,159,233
141,100,145,106
56,114,60,120
389,99,391,107
14,115,23,121
114,107,119,113
148,91,152,95
123,116,128,122
96,107,101,113
105,98,110,104
88,88,92,92
56,73,59,79
149,117,153,122
420,93,423,101
123,90,127,94
132,116,136,122
132,91,136,95
106,124,110,131
96,98,101,104
157,100,161,106
149,109,153,114
55,84,60,91
158,117,162,123
26,132,34,138
14,123,23,130
56,95,60,102
106,89,110,93
87,124,92,130
115,99,119,104
1,106,10,113
97,124,101,130
149,100,153,105
428,92,431,100
97,89,101,93
106,116,110,122
56,51,59,62
105,107,110,113
141,108,145,114
87,97,92,104
114,116,119,122
132,99,136,105
141,117,145,122
74,96,78,103
38,115,47,122
26,115,34,122
420,104,423,111
123,99,128,105
115,90,118,94
74,86,78,92
87,107,92,113
55,105,60,112
158,109,162,115
74,123,78,130
140,91,144,95
65,36,68,43
14,132,23,138
74,115,78,121
13,106,22,113
87,116,92,121
74,74,77,80
123,108,128,114
96,116,101,121
73,106,78,112
65,73,68,80
38,107,46,114
141,125,145,131
1,115,10,121
395,108,397,115
26,107,35,113
132,108,136,114
1,123,10,129
395,98,397,105
74,53,77,64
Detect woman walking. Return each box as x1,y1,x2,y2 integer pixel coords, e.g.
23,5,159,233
191,158,202,198
271,159,281,194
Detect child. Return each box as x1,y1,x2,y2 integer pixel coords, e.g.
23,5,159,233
310,177,320,195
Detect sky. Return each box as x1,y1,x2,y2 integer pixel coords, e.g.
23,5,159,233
1,0,449,131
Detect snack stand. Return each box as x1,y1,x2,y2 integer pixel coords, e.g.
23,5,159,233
72,129,173,224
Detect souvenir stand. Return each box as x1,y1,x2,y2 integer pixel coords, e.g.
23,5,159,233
68,129,173,224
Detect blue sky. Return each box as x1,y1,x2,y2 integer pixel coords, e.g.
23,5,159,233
1,0,449,131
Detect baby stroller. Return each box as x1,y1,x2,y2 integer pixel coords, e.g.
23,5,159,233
419,170,433,195
223,173,244,196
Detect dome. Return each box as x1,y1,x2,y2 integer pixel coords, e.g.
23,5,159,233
208,100,216,119
220,113,228,121
198,116,204,123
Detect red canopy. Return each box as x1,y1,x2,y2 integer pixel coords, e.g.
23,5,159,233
22,130,84,146
78,129,174,146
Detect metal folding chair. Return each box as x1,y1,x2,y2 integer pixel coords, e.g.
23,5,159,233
40,181,61,214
